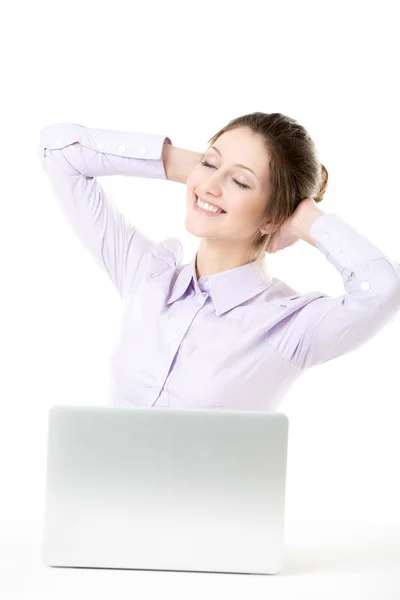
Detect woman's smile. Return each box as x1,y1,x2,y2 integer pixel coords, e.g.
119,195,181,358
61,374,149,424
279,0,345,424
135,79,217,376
193,195,227,216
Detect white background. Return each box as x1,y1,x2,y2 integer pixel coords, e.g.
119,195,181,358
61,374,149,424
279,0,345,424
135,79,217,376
1,0,399,597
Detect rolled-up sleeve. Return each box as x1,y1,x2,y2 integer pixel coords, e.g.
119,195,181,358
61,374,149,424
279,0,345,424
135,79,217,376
38,122,173,299
284,213,400,370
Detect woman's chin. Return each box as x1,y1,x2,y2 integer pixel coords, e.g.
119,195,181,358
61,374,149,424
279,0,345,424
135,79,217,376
183,218,205,237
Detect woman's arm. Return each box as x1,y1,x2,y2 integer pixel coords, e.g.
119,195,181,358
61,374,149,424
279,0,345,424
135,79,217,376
278,207,400,370
39,123,174,299
161,143,202,184
71,140,202,184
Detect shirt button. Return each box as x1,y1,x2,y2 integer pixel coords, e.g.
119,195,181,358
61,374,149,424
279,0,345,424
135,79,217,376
323,232,329,238
170,330,179,340
361,281,371,291
96,141,105,150
139,146,147,155
334,245,342,253
118,145,127,153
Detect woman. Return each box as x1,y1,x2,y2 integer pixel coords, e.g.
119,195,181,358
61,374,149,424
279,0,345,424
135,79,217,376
38,112,400,411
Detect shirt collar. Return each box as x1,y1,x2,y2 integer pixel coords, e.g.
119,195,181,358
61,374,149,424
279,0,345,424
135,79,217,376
166,251,274,317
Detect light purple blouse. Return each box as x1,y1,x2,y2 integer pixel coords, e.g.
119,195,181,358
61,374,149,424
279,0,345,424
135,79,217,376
38,122,400,412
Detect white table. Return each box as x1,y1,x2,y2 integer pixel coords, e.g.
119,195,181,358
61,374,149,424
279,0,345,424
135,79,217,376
1,517,399,599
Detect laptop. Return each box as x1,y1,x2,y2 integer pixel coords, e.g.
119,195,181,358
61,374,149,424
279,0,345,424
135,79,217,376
41,405,289,575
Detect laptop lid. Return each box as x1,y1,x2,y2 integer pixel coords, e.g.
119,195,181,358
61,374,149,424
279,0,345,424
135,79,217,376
42,405,289,575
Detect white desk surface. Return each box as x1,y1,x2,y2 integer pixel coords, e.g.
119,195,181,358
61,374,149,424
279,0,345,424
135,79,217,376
1,517,399,599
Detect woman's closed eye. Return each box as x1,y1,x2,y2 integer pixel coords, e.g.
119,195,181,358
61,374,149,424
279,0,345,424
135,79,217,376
200,160,250,189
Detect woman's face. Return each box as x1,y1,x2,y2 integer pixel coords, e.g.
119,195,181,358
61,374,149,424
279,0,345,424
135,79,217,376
185,126,271,249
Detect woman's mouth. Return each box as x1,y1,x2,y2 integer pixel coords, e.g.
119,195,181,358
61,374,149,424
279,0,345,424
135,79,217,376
193,195,226,216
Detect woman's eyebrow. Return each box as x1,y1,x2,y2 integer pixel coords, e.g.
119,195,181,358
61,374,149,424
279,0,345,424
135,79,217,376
209,145,259,180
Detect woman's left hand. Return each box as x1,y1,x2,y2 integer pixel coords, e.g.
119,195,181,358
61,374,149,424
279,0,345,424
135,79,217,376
268,197,319,253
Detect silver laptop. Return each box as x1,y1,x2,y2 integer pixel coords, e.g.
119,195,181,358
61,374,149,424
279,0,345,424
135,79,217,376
42,405,289,575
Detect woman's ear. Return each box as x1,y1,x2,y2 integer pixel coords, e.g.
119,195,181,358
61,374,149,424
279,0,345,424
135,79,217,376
261,221,280,234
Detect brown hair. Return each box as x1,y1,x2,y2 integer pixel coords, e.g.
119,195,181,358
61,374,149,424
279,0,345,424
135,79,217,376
197,111,328,282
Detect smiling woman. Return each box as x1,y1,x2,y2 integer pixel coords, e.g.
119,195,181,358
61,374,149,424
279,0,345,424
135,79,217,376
178,114,327,280
38,117,400,413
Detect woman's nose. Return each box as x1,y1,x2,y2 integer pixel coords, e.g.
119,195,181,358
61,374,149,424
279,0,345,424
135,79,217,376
202,175,223,194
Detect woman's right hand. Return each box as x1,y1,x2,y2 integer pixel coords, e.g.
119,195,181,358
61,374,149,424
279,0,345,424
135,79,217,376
162,143,202,184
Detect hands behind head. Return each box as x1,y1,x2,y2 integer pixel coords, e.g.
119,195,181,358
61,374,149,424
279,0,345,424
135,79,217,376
267,197,318,254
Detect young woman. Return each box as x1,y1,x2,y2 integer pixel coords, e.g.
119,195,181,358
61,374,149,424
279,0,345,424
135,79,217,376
38,112,400,411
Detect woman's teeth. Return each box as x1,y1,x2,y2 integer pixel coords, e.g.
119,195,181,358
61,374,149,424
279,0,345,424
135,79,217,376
196,197,224,213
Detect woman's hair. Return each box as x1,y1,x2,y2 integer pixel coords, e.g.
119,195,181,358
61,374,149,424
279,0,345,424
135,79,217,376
198,111,328,282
